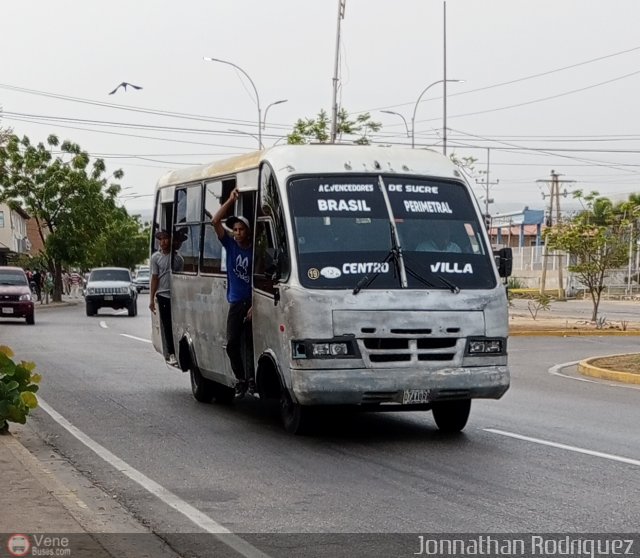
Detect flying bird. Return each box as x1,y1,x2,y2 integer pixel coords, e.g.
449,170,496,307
108,82,143,95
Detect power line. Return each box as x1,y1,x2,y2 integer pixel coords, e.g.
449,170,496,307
360,44,640,113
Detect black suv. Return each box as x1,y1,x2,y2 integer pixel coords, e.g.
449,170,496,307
85,267,137,317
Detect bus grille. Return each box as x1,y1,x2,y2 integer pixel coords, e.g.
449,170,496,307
360,336,458,365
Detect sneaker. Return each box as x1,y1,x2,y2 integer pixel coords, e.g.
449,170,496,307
235,380,247,398
247,379,257,396
166,354,178,366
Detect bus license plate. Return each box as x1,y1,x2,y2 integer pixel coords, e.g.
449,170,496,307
403,389,431,404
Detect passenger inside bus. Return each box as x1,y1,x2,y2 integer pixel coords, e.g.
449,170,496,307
415,221,462,253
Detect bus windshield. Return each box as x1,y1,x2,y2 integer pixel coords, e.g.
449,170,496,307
288,175,496,290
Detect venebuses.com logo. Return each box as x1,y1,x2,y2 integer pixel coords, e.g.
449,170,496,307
6,534,31,557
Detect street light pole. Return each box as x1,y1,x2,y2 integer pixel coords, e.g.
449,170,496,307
203,56,262,148
381,110,410,138
411,79,463,148
330,0,346,143
262,99,288,130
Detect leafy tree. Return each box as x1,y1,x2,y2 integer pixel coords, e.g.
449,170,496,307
545,192,629,321
86,209,149,269
0,133,135,301
287,108,381,145
0,127,12,144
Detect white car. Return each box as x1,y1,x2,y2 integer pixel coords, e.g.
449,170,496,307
133,267,150,292
84,267,138,317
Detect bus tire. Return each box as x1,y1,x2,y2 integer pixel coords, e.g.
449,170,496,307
189,366,215,403
280,388,312,435
431,399,471,433
211,382,235,405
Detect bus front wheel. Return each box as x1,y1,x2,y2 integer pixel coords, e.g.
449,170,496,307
280,389,312,435
431,399,471,433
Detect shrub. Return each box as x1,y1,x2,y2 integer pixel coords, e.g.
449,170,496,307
0,346,41,433
507,277,525,290
527,294,552,320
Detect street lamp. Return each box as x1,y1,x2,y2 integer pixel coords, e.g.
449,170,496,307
411,79,464,149
381,110,410,138
262,99,288,130
203,56,262,148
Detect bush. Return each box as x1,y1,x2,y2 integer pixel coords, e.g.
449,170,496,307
527,294,552,320
507,277,525,289
0,346,40,433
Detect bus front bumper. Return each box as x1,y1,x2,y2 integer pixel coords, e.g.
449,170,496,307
290,365,510,406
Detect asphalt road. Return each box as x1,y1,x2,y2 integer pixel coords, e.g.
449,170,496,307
3,297,639,557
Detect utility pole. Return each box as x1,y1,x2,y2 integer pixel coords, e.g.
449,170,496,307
537,170,574,298
442,0,448,155
330,0,346,144
475,148,498,235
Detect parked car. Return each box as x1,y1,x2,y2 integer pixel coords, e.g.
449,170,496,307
0,267,35,325
132,266,150,293
84,267,138,317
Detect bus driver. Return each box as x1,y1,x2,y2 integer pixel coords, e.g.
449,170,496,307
211,189,254,397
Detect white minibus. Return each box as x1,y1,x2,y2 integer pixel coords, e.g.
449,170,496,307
151,145,511,434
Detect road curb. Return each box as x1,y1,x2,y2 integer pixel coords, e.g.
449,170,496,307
510,329,640,337
35,301,80,310
578,356,640,385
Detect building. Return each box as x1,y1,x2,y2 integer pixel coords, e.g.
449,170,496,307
489,207,545,248
0,203,31,265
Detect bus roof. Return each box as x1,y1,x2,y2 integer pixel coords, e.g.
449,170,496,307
155,144,463,188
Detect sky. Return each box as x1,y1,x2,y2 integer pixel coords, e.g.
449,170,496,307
2,0,640,219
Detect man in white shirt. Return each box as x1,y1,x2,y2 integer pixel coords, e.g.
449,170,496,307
415,222,461,253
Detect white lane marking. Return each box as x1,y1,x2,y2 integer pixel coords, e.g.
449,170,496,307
549,360,593,382
120,334,152,344
550,361,640,390
486,428,640,468
38,399,271,558
99,321,108,329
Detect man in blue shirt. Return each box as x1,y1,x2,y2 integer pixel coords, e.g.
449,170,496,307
212,188,253,396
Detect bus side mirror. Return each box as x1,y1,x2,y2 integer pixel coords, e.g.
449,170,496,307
495,247,513,278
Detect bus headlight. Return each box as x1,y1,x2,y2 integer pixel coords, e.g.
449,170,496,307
292,338,359,359
466,338,505,355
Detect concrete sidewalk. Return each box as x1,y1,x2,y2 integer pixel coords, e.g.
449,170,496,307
0,424,179,558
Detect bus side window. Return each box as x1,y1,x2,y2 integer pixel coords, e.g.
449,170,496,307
173,186,201,273
202,181,223,274
253,220,278,294
260,164,290,281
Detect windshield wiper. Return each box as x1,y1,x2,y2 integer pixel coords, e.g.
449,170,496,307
403,254,460,293
432,273,460,294
352,248,403,294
